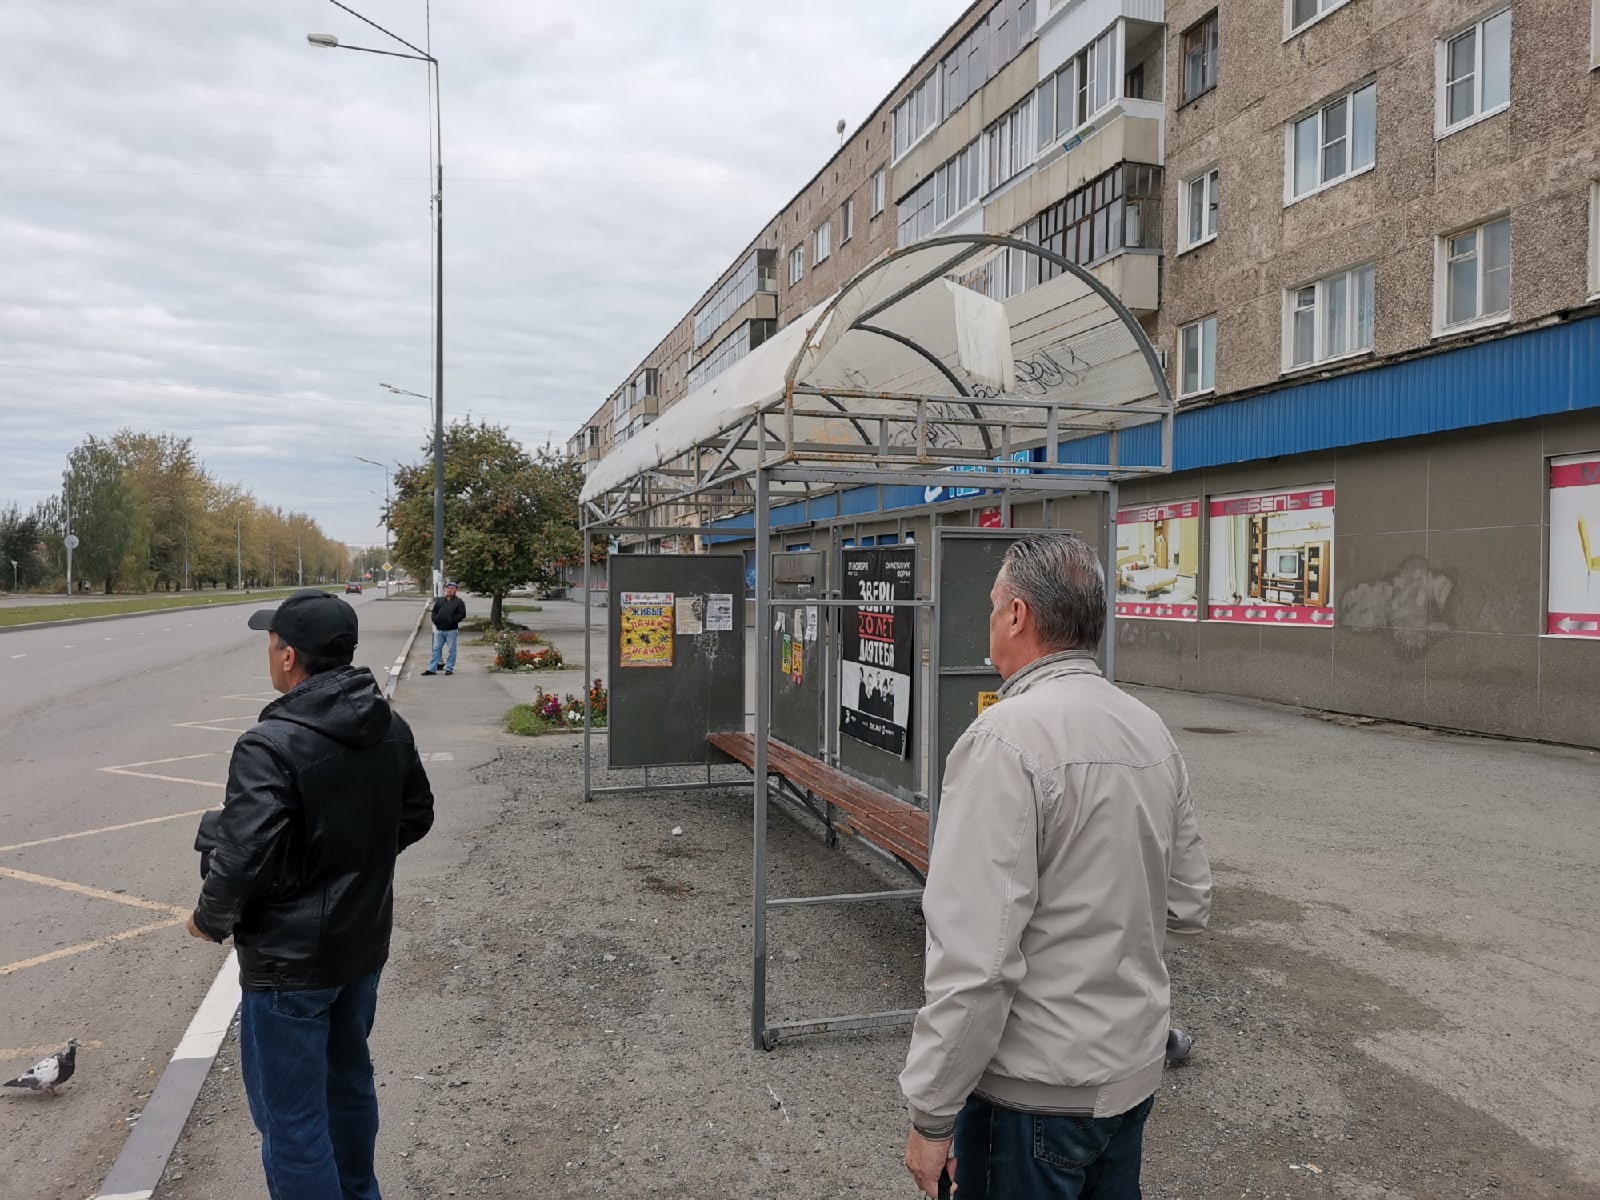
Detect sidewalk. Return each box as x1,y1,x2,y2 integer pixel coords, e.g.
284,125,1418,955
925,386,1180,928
156,594,1600,1198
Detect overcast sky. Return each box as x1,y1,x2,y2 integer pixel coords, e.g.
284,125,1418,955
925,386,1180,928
1,1,962,544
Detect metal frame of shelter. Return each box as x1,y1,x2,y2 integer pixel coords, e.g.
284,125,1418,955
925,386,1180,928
578,234,1174,1050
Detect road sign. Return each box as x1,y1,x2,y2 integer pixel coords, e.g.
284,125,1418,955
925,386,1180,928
64,534,80,550
383,562,392,573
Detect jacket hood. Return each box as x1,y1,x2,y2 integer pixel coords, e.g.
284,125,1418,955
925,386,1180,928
260,666,392,748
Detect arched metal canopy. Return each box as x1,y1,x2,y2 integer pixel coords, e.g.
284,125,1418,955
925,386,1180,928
580,234,1174,526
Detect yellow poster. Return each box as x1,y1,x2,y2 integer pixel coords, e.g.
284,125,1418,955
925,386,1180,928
978,691,999,713
619,591,674,668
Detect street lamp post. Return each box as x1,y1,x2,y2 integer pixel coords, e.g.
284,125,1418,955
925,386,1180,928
309,3,445,598
355,456,392,597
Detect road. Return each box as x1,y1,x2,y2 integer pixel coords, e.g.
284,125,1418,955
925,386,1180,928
0,592,426,1200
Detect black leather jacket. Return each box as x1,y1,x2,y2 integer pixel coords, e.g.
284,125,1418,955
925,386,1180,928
193,666,434,989
431,596,466,630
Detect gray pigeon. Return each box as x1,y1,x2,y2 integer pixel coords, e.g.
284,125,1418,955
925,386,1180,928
4,1039,78,1097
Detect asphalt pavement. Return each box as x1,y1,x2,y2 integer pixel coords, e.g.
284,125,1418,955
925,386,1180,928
0,591,426,1200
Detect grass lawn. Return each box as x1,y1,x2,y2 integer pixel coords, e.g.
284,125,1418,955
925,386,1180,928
0,587,315,628
503,603,544,613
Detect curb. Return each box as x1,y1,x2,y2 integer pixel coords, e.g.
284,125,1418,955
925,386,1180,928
93,951,241,1200
386,600,432,701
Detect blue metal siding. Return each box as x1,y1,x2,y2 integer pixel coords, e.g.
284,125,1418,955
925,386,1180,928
705,314,1599,535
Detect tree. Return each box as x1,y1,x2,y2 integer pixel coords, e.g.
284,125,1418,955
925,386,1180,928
0,504,48,590
66,437,137,593
391,421,584,627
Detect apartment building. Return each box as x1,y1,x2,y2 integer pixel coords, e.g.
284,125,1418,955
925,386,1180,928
569,0,1600,745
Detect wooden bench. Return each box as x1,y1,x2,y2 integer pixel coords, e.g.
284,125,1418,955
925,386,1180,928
707,731,930,875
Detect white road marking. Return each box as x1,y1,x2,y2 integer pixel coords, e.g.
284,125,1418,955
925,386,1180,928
104,636,114,641
418,752,455,762
9,653,24,659
63,644,75,649
98,752,225,790
0,807,217,855
0,917,188,979
0,864,190,916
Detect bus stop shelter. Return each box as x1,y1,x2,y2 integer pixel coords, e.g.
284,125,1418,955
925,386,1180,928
577,234,1173,1049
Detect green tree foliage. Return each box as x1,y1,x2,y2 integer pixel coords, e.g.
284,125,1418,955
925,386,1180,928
0,504,50,590
5,431,345,594
391,420,584,627
67,437,137,593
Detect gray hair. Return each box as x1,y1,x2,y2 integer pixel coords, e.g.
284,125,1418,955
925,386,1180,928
999,533,1106,652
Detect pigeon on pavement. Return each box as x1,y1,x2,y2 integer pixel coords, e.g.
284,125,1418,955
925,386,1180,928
1166,1026,1194,1066
4,1039,78,1097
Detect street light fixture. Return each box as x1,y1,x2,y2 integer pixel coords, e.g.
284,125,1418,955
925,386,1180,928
310,0,446,598
355,455,393,597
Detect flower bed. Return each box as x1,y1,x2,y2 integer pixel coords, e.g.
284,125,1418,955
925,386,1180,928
492,631,565,671
504,680,609,735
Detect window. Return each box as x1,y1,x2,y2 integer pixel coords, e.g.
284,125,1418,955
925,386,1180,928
1287,82,1376,201
1179,318,1217,397
841,198,854,243
1183,12,1218,102
788,244,805,286
1438,215,1511,331
871,169,886,216
687,320,776,392
1590,182,1600,298
1181,167,1219,250
1438,10,1511,135
985,96,1035,193
693,250,777,347
897,138,983,248
1287,0,1351,35
814,221,832,264
1286,264,1375,368
940,0,1039,120
1077,27,1118,126
893,72,940,160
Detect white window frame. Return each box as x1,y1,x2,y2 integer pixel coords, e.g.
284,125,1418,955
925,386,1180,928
1282,263,1376,372
892,72,941,164
1433,214,1512,336
1285,0,1353,39
814,220,832,264
1592,0,1599,70
1179,317,1218,398
1587,181,1599,299
1181,11,1219,103
788,244,805,287
1435,8,1512,138
1179,166,1219,252
1284,81,1377,205
841,197,854,243
871,169,886,216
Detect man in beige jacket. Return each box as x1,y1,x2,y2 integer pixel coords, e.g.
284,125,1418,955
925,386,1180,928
901,533,1212,1198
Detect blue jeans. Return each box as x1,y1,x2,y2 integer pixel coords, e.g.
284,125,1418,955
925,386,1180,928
425,628,458,672
952,1092,1155,1199
239,969,384,1200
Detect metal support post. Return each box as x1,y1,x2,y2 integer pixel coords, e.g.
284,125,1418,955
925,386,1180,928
582,528,593,801
752,468,773,1051
1104,482,1118,683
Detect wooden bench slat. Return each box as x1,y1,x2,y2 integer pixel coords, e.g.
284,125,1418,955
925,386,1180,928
708,731,929,872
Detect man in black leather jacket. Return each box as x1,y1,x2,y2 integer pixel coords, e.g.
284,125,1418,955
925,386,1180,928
189,588,433,1200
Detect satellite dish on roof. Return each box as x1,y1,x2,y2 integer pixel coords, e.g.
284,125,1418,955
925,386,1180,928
836,118,847,146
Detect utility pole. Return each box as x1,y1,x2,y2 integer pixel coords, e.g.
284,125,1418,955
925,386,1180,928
297,537,304,587
63,468,73,598
236,517,244,591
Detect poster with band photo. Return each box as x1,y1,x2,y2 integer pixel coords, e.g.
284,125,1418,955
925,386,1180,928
839,546,916,758
1116,502,1201,620
1547,453,1600,637
1206,487,1335,625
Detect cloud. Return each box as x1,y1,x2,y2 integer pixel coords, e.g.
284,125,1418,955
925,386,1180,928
0,0,962,543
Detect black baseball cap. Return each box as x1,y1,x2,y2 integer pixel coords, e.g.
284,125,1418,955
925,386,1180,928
247,588,359,657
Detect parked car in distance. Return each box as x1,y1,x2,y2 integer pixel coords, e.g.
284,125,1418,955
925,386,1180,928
345,582,362,594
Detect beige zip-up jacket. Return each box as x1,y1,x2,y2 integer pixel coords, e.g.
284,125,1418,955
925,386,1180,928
901,651,1212,1137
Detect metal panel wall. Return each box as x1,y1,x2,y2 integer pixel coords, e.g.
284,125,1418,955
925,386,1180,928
770,551,827,756
607,555,746,768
